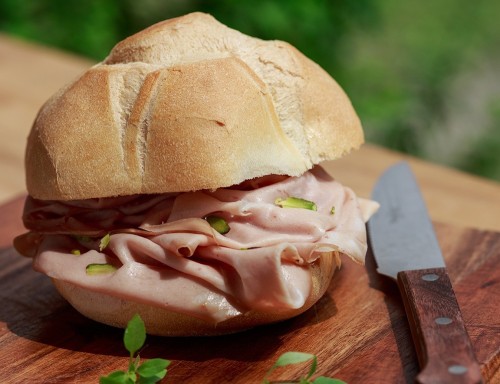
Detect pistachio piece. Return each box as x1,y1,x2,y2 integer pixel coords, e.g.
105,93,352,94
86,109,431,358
204,215,230,234
99,233,111,251
274,196,317,211
85,263,117,275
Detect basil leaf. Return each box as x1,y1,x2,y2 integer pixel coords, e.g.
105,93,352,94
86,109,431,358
99,371,132,384
313,378,347,384
137,358,170,377
137,373,167,384
273,352,315,368
124,314,146,357
262,352,316,383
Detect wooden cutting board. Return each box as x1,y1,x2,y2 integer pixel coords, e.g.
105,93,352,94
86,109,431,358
0,196,499,383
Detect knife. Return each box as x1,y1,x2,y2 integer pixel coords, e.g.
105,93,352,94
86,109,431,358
367,162,483,384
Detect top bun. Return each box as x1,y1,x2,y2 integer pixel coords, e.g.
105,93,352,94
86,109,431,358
26,12,363,200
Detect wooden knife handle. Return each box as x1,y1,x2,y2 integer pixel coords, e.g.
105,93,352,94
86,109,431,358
397,267,483,384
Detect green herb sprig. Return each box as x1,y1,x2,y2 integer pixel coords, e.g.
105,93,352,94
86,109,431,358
99,314,170,384
262,351,346,384
100,316,345,384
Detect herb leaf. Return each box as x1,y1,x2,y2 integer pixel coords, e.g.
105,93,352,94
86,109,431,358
262,352,347,384
262,352,316,383
99,370,132,384
306,354,318,380
137,358,170,377
274,351,316,369
124,314,146,357
313,378,347,384
137,374,166,384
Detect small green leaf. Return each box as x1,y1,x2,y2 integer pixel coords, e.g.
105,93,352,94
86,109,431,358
124,314,146,357
100,233,111,251
137,358,170,377
330,206,335,215
313,378,347,384
275,197,317,211
274,352,316,368
99,370,132,384
127,371,137,383
71,249,81,255
204,215,230,234
86,263,117,275
262,352,316,384
306,354,318,380
137,372,167,384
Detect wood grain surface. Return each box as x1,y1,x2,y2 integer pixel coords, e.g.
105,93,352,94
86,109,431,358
0,196,498,383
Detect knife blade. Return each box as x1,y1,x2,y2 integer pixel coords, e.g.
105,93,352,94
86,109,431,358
367,162,483,384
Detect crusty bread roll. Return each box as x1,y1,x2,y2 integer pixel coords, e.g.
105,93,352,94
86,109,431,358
25,12,363,201
53,250,338,336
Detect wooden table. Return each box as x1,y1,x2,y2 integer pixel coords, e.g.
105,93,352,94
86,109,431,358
1,33,499,383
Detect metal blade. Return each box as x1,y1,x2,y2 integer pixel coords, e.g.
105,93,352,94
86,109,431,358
367,162,445,279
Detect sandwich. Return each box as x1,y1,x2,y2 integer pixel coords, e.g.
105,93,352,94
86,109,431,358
14,12,378,336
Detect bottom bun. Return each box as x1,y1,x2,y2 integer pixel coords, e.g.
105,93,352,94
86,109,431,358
52,251,339,336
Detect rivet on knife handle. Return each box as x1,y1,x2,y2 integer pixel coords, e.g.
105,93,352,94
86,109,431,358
397,267,483,384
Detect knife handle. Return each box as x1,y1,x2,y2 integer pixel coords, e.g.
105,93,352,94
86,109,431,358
397,267,483,384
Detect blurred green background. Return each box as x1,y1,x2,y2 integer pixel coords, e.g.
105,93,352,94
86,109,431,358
1,0,499,181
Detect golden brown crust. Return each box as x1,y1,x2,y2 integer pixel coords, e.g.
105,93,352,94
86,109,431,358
26,11,363,200
52,251,338,336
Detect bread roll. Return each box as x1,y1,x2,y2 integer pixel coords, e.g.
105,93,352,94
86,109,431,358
25,12,363,201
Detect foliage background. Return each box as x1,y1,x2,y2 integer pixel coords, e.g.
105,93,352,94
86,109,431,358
1,0,499,180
